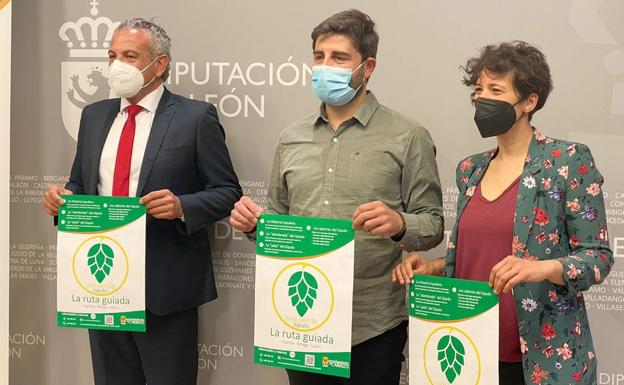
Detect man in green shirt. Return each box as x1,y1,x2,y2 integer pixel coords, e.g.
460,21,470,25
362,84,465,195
230,9,444,385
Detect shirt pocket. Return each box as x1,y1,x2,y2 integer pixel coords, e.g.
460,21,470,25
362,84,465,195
346,150,400,202
282,145,323,206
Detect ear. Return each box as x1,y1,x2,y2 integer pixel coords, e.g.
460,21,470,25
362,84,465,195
155,55,169,79
364,57,376,81
524,93,539,113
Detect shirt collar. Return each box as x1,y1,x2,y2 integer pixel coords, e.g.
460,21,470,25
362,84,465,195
120,84,165,114
315,91,380,128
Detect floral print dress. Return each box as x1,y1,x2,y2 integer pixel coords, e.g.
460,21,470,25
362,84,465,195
445,130,613,385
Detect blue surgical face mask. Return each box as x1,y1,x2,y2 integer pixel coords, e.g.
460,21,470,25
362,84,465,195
311,61,366,106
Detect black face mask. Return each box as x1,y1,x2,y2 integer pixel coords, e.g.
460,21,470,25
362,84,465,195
473,98,522,138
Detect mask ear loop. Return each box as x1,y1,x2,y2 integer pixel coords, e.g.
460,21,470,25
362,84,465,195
351,59,368,92
510,98,527,125
140,55,164,74
139,55,165,90
139,74,157,90
351,60,367,74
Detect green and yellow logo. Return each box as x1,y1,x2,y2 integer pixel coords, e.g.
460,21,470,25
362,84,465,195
272,262,334,332
437,334,465,383
423,326,481,385
288,268,318,317
87,240,115,283
72,236,129,296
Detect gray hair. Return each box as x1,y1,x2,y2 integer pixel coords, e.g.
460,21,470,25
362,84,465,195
115,17,172,81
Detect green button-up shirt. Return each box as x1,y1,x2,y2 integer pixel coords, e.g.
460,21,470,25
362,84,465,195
267,91,444,345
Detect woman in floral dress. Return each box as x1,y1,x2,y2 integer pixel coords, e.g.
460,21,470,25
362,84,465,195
392,41,613,385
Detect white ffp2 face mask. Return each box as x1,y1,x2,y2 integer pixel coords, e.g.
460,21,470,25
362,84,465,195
107,56,160,98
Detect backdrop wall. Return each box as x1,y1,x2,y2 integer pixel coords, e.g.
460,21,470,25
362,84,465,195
9,1,624,384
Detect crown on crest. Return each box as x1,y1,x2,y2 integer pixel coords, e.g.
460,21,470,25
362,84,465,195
59,0,119,58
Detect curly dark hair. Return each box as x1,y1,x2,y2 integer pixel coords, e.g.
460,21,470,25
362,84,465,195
462,41,553,119
311,9,379,60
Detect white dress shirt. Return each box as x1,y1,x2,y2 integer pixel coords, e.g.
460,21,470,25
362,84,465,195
98,85,165,197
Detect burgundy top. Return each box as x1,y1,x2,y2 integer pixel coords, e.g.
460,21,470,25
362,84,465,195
455,177,522,362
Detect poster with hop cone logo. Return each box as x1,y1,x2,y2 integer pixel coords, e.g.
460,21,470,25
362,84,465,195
409,275,499,385
56,195,146,332
254,214,354,378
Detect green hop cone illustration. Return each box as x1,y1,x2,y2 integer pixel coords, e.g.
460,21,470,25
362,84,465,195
86,240,115,284
437,333,465,384
287,268,318,317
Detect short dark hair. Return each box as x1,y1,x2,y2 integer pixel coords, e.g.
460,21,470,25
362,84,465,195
311,9,379,60
462,41,553,119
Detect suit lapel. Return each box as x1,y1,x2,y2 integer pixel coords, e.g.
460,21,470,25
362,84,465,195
136,88,176,196
88,99,120,195
452,132,546,259
457,151,494,215
512,131,544,257
446,151,494,277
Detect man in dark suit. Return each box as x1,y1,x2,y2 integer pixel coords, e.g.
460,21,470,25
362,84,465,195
43,18,241,385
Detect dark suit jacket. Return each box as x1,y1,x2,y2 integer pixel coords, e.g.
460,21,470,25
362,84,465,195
65,87,242,314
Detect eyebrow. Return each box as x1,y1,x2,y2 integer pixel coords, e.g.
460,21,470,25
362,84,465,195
475,81,507,90
312,50,351,57
487,83,507,90
108,49,140,56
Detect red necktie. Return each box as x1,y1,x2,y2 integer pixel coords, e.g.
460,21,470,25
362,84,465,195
112,104,142,196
